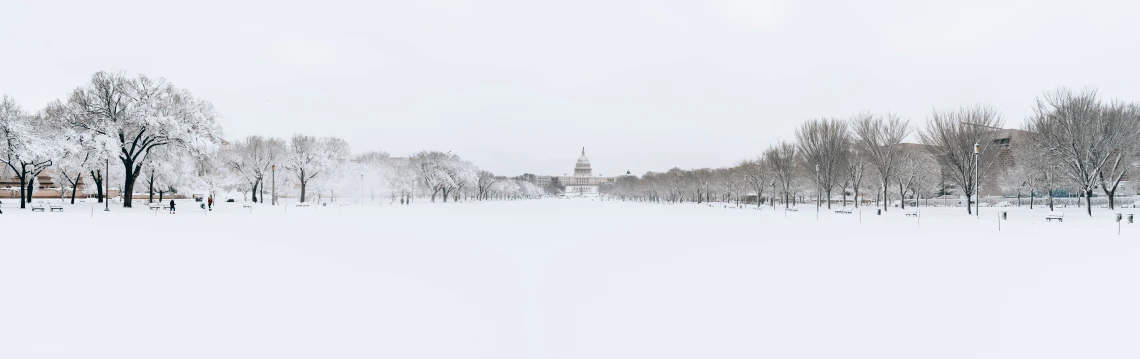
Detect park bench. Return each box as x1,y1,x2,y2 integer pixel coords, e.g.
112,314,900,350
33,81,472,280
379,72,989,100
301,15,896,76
905,210,919,217
295,202,311,207
835,207,853,214
49,203,63,212
148,202,162,210
785,207,799,212
31,203,45,212
1046,212,1065,222
242,203,253,208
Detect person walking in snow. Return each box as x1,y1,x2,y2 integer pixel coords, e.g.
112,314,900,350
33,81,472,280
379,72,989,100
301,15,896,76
208,195,214,211
169,199,176,214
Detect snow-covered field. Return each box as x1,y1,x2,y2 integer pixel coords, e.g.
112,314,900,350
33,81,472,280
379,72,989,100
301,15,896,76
3,199,1140,358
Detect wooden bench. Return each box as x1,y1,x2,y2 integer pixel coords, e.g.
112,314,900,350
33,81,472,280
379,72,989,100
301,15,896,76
835,208,853,214
31,203,45,212
49,203,63,212
905,210,919,217
1046,212,1065,222
295,202,311,207
242,203,253,208
785,207,798,212
148,203,162,210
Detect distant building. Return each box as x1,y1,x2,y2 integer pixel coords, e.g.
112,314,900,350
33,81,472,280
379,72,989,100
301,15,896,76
555,148,615,196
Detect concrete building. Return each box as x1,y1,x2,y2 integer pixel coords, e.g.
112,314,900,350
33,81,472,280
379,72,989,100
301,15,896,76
555,148,615,196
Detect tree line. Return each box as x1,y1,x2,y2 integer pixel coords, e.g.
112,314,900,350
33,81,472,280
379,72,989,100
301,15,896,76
607,88,1140,217
0,71,542,209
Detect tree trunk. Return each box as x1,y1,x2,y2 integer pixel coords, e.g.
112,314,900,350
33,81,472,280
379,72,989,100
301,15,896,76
251,180,259,203
68,172,82,204
300,180,307,203
1029,191,1034,210
18,172,29,207
882,180,889,211
121,160,142,208
91,170,104,203
1048,188,1054,211
1085,189,1093,216
967,193,973,215
25,170,43,204
1106,187,1117,210
148,171,155,203
159,191,164,202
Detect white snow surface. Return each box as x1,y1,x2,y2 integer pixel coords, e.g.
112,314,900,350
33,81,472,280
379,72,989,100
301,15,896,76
3,199,1140,358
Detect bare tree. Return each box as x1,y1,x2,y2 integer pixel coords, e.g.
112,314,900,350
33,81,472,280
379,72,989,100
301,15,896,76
892,147,937,209
1096,102,1140,209
919,105,1004,214
740,158,770,207
845,151,867,208
852,113,910,211
796,118,850,209
764,141,798,208
1024,89,1140,215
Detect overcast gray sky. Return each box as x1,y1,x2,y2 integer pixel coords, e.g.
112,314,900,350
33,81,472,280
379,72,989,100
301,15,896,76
3,0,1138,176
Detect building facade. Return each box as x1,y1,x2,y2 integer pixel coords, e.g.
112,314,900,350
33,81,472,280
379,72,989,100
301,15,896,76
556,148,615,196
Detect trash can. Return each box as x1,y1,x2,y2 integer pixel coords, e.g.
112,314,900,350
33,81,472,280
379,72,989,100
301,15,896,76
1115,213,1123,222
1000,211,1007,220
1129,214,1135,224
876,209,881,216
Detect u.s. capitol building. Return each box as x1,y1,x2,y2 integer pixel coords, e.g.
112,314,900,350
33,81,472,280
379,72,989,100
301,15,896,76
555,147,616,196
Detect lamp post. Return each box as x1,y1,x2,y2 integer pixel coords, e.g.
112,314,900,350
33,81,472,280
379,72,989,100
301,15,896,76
771,181,776,209
104,157,110,211
271,164,276,206
974,142,980,218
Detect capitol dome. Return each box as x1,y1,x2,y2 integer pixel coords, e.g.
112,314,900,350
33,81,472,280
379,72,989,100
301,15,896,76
574,147,592,176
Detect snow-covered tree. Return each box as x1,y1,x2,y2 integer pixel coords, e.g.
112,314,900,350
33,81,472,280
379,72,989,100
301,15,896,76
282,134,349,203
0,96,65,208
223,136,284,203
64,72,222,207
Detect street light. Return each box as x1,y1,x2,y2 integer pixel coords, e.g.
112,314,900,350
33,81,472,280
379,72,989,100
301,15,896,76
771,181,776,209
271,164,276,205
974,142,980,218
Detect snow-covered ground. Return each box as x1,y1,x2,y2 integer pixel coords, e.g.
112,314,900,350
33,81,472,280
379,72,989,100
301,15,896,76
3,199,1140,358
